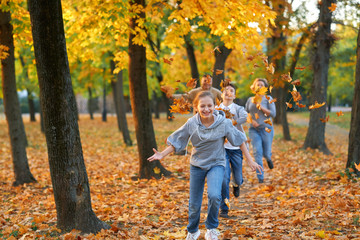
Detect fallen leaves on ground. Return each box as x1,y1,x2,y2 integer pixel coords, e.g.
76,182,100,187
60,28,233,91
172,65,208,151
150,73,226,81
0,114,359,239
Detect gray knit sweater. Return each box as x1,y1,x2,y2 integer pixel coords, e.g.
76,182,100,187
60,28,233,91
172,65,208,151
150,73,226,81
167,110,247,170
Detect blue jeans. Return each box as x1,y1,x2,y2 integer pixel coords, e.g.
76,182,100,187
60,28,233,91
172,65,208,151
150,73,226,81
249,126,274,181
220,149,243,212
187,165,225,233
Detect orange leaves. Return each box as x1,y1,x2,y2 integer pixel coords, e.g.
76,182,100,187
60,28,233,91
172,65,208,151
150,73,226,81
153,167,160,174
163,57,173,65
291,86,302,102
281,72,292,83
328,3,337,12
216,107,234,119
212,46,221,53
169,97,192,114
336,111,344,117
320,115,329,123
215,69,223,75
355,163,360,171
186,78,197,89
264,118,273,126
309,101,326,110
160,85,175,98
295,66,306,71
266,62,275,74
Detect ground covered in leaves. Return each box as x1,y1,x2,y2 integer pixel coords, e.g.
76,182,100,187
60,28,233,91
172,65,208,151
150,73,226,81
0,113,359,239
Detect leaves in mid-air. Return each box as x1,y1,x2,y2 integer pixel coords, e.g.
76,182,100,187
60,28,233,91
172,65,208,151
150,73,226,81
169,97,192,114
160,85,175,98
309,101,326,110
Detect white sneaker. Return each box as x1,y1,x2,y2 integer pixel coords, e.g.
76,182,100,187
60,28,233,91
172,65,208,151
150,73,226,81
205,228,220,240
186,229,200,240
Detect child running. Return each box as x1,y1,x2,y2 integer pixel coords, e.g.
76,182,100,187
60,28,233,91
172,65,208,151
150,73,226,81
148,91,263,240
216,83,248,218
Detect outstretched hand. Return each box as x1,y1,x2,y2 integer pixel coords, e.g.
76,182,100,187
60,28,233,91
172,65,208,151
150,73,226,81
248,160,263,174
147,148,163,162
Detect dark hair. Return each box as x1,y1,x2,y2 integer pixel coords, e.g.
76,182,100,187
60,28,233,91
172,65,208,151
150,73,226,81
223,82,237,93
250,78,269,91
202,73,213,78
193,91,215,108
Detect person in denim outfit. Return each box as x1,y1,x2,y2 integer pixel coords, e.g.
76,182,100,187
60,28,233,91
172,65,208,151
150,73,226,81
216,83,248,218
245,78,276,183
148,91,262,240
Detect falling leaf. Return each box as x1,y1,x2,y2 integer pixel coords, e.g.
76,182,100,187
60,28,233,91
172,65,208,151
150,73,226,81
168,116,175,120
246,55,255,61
285,102,293,108
224,198,230,209
247,114,253,124
269,86,273,93
295,66,306,71
163,57,173,65
296,102,306,108
264,118,273,126
153,167,160,174
212,46,221,53
265,127,271,133
252,86,268,96
160,85,175,98
309,101,326,110
253,63,260,68
320,115,329,123
336,111,344,117
215,107,234,119
269,98,277,104
291,79,301,86
265,95,270,100
215,69,223,75
216,98,221,107
281,72,292,82
291,86,302,102
355,163,360,171
328,3,337,12
169,97,192,114
186,78,197,89
255,113,259,119
220,78,231,90
266,62,275,74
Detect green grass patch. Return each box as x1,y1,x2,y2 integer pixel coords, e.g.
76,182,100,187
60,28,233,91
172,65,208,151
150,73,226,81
288,111,351,130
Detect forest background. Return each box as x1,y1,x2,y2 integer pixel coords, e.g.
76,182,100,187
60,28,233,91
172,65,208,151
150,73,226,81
0,0,360,239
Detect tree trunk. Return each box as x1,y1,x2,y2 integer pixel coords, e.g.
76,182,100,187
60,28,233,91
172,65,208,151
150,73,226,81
0,10,36,186
19,55,36,122
152,90,160,119
212,45,232,90
267,1,291,140
39,97,45,133
110,60,122,131
88,86,94,120
129,0,171,179
110,61,132,146
185,37,200,87
28,0,109,233
102,74,107,122
346,25,360,176
303,0,335,155
27,89,36,121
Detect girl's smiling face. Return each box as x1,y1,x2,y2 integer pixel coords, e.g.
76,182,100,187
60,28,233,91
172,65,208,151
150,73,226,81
255,80,265,89
196,96,215,120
